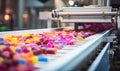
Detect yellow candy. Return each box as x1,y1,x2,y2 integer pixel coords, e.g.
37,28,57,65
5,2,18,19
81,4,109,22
17,43,23,46
62,31,66,35
26,39,31,43
0,57,4,63
0,45,5,50
25,33,30,37
33,37,39,41
31,56,38,64
10,46,16,52
78,32,81,34
11,38,18,43
77,37,84,41
5,35,12,40
54,31,58,35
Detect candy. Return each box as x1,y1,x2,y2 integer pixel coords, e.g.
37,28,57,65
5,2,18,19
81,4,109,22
46,48,57,54
27,52,34,57
0,38,4,45
33,50,41,55
22,48,30,53
0,57,4,63
31,56,38,64
62,31,66,35
4,35,12,40
16,48,22,53
33,37,39,41
3,47,12,53
77,37,84,41
11,38,18,43
41,48,47,54
54,44,61,49
20,53,28,59
13,54,20,60
10,46,16,53
38,55,48,62
25,33,30,37
25,39,31,44
0,45,5,50
18,59,26,65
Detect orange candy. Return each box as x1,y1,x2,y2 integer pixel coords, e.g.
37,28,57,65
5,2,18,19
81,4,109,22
26,58,33,65
20,53,28,59
27,52,34,57
54,45,61,49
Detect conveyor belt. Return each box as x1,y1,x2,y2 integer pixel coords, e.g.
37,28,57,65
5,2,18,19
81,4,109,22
0,29,110,71
41,30,110,71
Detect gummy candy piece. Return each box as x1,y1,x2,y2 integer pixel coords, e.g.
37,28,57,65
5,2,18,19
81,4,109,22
18,59,26,65
33,37,39,41
25,33,30,37
54,31,58,35
43,40,49,45
13,54,20,60
40,38,44,42
16,48,22,53
46,48,57,54
41,48,47,54
0,45,5,50
11,38,18,43
0,38,4,45
5,35,12,40
3,51,10,57
3,47,12,53
22,48,30,53
31,56,38,64
10,46,16,53
54,45,61,49
33,50,41,55
62,31,66,35
38,55,48,62
27,52,34,57
25,39,31,44
77,37,84,41
20,53,28,59
0,57,4,63
36,41,42,45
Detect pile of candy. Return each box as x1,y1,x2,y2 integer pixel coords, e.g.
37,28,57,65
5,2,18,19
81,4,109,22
0,30,95,71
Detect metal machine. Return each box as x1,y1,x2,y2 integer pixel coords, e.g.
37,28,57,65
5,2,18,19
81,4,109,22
47,6,119,71
52,7,118,30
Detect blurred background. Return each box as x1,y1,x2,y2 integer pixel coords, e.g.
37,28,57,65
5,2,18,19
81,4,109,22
0,0,120,31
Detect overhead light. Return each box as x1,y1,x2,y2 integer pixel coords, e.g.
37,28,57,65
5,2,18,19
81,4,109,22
23,13,29,19
69,0,74,6
4,14,10,21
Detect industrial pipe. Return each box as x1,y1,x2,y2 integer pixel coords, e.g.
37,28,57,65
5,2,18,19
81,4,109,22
58,12,117,16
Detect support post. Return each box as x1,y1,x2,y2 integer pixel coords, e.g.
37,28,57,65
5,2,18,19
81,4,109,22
18,0,24,29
